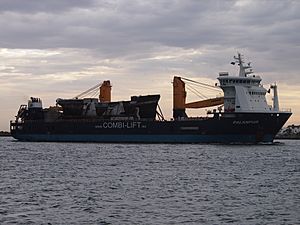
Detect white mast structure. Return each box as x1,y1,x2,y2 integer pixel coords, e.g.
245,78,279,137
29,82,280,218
270,84,279,111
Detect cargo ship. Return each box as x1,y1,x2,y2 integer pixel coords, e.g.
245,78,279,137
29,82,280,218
10,53,292,143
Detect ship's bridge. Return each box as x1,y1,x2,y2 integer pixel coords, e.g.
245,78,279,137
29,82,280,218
218,73,262,87
217,53,279,113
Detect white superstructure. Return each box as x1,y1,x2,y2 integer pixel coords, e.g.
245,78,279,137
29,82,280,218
218,53,280,113
28,97,42,109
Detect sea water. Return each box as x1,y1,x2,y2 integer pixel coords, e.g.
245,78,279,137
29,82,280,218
0,137,299,224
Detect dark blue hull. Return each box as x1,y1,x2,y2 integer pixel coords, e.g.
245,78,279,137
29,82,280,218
10,112,291,144
11,133,275,144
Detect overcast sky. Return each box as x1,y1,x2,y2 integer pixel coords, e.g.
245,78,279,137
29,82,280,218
1,0,300,130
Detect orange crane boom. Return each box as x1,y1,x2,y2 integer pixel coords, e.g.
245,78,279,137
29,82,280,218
173,76,223,110
184,97,224,108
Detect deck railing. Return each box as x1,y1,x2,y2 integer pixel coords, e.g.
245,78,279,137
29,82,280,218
280,108,292,112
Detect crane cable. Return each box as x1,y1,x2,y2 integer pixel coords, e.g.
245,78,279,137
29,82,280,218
186,85,208,99
74,83,102,99
181,77,221,91
181,77,222,99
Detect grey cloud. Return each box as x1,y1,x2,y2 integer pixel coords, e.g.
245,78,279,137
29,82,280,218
0,0,96,13
0,1,236,50
0,0,298,50
0,0,299,84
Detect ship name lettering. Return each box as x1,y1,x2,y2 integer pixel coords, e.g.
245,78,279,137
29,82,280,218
100,121,143,129
233,120,259,125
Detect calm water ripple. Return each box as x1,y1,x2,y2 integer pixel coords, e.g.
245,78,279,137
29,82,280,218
0,137,299,224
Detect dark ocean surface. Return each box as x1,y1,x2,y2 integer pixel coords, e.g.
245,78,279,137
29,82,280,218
0,137,299,225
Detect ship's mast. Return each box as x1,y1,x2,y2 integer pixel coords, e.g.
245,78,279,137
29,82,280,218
233,52,253,77
270,83,279,111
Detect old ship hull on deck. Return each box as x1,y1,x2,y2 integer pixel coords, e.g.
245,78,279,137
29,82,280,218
10,112,291,143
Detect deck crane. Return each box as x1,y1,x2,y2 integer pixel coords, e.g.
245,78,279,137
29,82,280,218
173,76,224,118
